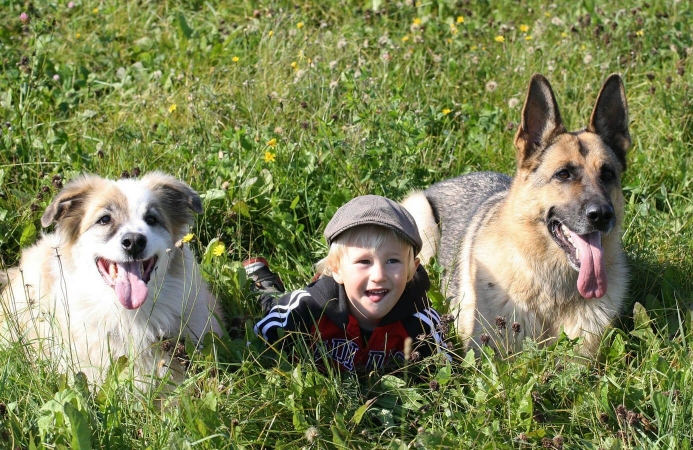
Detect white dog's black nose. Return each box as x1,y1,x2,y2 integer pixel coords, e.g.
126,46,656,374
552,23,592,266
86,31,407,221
121,232,147,257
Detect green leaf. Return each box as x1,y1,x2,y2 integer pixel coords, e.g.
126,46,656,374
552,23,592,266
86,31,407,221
20,222,37,247
177,13,193,39
202,188,227,204
436,363,451,386
231,200,250,218
63,402,92,449
351,398,377,425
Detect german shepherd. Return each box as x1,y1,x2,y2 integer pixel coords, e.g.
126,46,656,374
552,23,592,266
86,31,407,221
402,74,630,356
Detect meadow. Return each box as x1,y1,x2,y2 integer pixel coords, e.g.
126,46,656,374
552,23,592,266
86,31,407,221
0,0,692,448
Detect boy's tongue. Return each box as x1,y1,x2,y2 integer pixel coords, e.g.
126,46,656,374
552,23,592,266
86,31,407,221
114,261,149,309
569,230,607,299
366,290,387,302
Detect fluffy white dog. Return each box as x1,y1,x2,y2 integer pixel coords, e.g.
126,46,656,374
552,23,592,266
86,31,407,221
0,172,225,387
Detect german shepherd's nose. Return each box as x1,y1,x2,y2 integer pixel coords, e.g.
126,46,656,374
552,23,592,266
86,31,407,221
121,232,147,257
585,203,614,230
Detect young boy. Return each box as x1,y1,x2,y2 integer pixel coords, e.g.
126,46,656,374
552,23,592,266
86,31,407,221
247,195,447,372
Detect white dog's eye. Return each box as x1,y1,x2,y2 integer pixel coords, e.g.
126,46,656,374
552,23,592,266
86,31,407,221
144,214,157,226
97,215,111,225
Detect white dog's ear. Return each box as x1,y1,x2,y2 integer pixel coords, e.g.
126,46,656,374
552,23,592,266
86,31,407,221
143,172,203,215
514,74,567,170
41,175,100,228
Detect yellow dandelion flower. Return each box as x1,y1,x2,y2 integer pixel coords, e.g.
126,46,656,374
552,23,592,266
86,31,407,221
264,150,276,163
291,61,298,70
471,45,478,51
494,35,505,43
402,35,410,42
268,30,274,37
525,35,532,40
442,108,451,115
182,233,194,243
232,56,239,63
456,16,464,24
520,24,529,33
446,38,452,43
93,8,99,14
545,12,551,17
561,32,568,38
76,33,81,39
297,21,304,29
413,18,421,26
636,29,644,36
267,138,277,147
168,104,177,113
212,241,226,257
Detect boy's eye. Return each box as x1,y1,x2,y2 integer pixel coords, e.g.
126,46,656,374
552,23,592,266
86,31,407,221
387,258,401,264
357,259,371,265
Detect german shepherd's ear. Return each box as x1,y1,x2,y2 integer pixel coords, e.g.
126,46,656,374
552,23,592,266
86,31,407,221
514,74,567,170
587,73,630,170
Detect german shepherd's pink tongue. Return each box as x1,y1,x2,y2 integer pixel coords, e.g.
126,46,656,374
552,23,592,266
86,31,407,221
114,261,149,309
572,231,607,299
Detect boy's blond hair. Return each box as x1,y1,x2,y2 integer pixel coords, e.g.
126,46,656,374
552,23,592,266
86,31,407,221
315,225,418,281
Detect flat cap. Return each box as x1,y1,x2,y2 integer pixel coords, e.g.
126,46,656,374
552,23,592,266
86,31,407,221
323,195,422,255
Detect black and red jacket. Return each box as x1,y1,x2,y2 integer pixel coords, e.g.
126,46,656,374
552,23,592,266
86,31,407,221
254,266,446,371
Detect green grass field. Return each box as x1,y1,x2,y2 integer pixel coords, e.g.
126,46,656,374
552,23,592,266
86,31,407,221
1,0,692,448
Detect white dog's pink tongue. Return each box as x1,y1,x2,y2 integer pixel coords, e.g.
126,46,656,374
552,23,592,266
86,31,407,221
114,261,148,309
570,230,607,299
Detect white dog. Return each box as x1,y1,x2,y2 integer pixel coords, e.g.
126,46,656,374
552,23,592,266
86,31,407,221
0,172,224,387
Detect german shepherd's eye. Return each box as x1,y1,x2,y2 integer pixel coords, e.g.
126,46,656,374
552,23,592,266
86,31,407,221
601,167,616,182
554,169,571,180
97,215,111,225
144,214,158,226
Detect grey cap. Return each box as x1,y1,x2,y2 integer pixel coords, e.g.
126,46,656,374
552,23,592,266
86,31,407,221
323,195,422,255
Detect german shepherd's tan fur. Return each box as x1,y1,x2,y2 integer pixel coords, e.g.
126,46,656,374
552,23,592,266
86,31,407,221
402,74,630,356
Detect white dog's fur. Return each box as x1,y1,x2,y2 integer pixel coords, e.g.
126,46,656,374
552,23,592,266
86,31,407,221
0,172,224,387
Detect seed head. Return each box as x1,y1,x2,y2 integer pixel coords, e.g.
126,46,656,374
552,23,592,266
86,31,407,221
305,426,319,443
495,316,507,331
553,435,564,449
615,404,628,419
512,322,521,333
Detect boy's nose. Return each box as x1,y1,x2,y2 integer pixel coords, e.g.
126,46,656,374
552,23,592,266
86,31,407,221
369,261,387,281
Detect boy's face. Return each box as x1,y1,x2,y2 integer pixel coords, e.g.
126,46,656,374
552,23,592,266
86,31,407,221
332,234,419,331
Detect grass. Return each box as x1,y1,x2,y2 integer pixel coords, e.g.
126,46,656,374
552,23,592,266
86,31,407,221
1,0,692,448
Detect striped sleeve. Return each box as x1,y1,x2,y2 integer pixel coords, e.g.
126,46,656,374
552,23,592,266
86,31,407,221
254,289,315,342
409,307,451,360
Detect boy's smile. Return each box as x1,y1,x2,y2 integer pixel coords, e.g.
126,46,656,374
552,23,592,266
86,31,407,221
332,234,418,330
